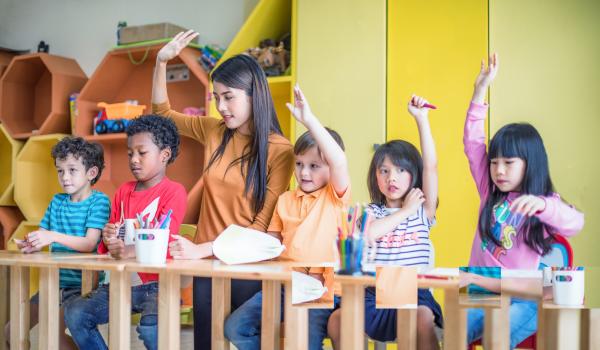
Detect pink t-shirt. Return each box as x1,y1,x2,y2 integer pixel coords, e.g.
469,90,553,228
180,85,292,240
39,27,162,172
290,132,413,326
464,102,584,269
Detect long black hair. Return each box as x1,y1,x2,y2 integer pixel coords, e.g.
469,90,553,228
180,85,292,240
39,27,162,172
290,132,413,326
208,54,283,213
367,140,423,206
479,123,556,255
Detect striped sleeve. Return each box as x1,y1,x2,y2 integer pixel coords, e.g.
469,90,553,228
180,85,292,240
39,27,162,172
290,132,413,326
40,195,61,230
86,193,111,230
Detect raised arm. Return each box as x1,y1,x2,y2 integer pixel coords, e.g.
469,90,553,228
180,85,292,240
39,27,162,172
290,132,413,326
286,84,350,196
407,95,438,219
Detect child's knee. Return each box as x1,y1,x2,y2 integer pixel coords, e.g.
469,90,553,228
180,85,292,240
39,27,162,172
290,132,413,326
326,309,341,340
417,306,435,331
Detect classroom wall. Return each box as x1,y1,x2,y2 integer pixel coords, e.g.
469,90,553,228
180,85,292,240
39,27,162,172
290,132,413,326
296,0,387,203
387,0,488,272
489,0,600,268
0,0,259,76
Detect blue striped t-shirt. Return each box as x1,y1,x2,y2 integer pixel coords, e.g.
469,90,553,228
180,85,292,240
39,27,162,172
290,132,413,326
40,190,110,288
367,203,435,267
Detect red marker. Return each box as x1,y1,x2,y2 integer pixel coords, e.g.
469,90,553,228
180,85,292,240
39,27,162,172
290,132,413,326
411,98,437,110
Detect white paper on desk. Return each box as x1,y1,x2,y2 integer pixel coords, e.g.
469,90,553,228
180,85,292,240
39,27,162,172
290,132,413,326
292,271,328,304
212,224,285,265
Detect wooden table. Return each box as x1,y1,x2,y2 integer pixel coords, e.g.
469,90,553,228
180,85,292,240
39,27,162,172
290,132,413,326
334,269,466,350
124,259,309,350
0,251,127,350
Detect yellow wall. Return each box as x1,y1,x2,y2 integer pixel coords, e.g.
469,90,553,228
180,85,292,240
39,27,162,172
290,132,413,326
387,0,489,271
296,0,387,203
489,0,600,267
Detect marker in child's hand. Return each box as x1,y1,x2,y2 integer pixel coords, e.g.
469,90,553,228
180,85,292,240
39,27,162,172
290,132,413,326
422,103,437,110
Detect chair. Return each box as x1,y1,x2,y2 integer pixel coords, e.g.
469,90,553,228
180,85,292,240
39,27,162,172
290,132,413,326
468,235,573,349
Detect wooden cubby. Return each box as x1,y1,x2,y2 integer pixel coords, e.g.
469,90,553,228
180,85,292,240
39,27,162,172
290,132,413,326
14,134,67,222
75,43,210,137
0,53,87,139
0,124,24,205
0,206,24,249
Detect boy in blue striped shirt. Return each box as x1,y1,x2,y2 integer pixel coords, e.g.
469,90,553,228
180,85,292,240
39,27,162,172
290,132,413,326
7,136,110,349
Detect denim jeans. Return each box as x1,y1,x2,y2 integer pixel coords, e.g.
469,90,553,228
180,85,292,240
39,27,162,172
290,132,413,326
467,297,537,349
224,288,341,350
64,282,159,350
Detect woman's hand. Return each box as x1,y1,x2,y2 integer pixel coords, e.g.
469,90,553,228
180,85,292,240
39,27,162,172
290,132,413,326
157,30,199,63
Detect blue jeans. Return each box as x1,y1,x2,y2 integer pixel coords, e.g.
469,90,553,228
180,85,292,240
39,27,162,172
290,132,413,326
193,277,262,350
64,282,159,350
467,297,537,349
224,288,341,350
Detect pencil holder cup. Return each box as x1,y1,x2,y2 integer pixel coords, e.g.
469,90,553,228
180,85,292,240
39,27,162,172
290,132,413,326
135,228,169,265
337,236,367,276
552,269,584,306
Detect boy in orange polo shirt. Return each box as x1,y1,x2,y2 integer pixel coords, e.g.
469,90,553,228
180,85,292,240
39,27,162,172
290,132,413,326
224,85,350,350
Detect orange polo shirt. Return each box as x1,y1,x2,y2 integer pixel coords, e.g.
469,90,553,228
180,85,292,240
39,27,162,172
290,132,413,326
268,182,350,264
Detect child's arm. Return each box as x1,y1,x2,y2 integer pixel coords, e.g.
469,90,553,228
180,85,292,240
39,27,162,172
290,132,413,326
464,54,498,197
287,84,350,197
366,189,425,243
407,95,438,219
459,271,501,293
511,194,585,237
25,228,102,253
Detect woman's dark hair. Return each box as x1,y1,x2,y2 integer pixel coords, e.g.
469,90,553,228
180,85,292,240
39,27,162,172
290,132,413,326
126,114,180,164
479,123,556,255
367,140,423,205
51,136,105,185
208,54,283,213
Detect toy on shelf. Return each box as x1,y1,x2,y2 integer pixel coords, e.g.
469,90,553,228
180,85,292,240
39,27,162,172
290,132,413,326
197,44,224,72
94,101,145,135
245,34,291,76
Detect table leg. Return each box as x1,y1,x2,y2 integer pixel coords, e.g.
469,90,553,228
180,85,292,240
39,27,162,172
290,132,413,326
81,270,94,296
340,283,365,350
396,308,417,350
284,281,308,348
9,266,29,350
159,271,180,350
109,270,131,350
211,277,231,350
261,280,281,350
38,266,59,350
442,288,466,350
0,266,9,350
482,294,509,350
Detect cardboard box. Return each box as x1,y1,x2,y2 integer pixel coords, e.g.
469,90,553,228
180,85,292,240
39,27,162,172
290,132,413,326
119,23,198,45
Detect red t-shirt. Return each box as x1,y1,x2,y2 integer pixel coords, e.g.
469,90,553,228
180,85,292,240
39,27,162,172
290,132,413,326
98,177,187,283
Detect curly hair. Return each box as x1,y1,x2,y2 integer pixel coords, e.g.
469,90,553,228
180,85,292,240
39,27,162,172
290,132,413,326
51,136,105,185
126,114,180,164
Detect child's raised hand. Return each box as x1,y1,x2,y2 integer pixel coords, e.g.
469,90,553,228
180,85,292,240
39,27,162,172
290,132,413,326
286,84,316,126
407,94,431,121
474,53,499,90
510,195,546,217
157,30,199,63
401,188,426,216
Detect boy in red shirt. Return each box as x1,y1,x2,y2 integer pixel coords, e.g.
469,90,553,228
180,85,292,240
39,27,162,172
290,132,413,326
64,115,187,350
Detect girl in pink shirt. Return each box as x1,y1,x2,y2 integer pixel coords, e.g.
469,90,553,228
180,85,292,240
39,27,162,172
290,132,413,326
463,53,584,348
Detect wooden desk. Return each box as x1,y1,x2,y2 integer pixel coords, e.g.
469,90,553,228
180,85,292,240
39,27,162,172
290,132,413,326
123,259,304,350
0,251,127,350
334,271,465,350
